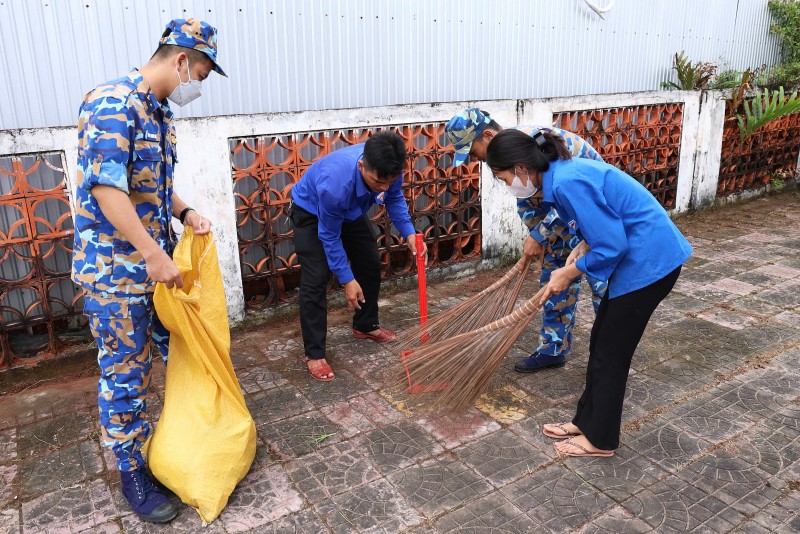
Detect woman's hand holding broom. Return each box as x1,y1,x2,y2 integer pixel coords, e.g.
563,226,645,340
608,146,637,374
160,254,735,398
523,236,544,260
538,264,583,306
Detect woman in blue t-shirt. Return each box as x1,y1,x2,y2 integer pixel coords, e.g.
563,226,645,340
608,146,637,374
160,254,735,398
486,129,693,457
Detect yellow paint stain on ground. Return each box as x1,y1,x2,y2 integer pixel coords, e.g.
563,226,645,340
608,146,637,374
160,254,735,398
378,388,414,417
475,384,529,424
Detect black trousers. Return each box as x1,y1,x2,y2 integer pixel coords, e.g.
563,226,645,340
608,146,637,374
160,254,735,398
573,266,682,450
290,204,382,359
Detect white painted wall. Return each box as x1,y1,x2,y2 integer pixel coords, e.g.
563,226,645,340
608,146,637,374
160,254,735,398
2,90,794,323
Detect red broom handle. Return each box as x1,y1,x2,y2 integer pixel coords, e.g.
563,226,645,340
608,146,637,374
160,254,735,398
415,233,428,326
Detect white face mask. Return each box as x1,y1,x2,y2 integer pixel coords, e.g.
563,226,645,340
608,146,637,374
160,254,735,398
505,168,539,198
167,58,202,107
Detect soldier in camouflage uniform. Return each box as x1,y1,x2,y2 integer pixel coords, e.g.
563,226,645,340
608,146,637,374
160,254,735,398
445,109,608,372
71,18,225,523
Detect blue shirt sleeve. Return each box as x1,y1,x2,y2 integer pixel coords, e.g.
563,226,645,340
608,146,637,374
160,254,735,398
383,177,416,238
80,96,134,194
317,182,355,285
553,172,628,281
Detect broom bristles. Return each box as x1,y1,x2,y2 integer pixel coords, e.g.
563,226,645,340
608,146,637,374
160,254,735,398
392,288,546,413
394,255,534,351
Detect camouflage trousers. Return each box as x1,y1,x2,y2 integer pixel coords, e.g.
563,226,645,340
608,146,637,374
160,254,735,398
84,292,170,472
536,243,608,358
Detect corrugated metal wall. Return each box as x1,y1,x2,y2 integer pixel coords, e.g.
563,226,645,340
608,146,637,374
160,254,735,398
0,0,783,130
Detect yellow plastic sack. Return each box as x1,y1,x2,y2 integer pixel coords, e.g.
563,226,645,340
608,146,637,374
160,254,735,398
146,228,256,524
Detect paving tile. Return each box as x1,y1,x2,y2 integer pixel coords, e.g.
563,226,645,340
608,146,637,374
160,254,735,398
750,279,800,307
314,476,423,534
260,337,304,361
120,505,226,533
618,475,746,533
16,411,97,459
237,367,288,394
666,391,754,445
284,438,381,504
363,421,443,475
641,355,718,397
771,346,800,373
387,456,493,518
260,412,343,459
500,463,615,532
456,429,550,488
0,464,18,509
18,440,104,498
474,384,532,424
518,367,586,404
218,464,304,533
434,489,544,533
753,263,800,279
0,509,19,534
705,278,759,296
578,504,657,533
623,373,681,417
416,409,501,449
20,478,119,533
565,445,668,502
508,406,575,459
0,429,15,463
294,369,372,408
734,493,800,534
695,307,759,330
248,385,314,426
625,418,713,473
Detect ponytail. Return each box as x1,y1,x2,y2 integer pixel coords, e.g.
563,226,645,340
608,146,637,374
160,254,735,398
486,129,571,174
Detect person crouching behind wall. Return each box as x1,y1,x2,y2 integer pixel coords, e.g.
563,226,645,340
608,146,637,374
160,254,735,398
486,129,692,457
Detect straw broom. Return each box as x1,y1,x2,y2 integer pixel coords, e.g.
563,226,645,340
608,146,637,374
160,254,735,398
395,287,547,413
394,255,534,351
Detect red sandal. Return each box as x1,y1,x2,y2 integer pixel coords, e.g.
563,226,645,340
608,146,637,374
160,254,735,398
304,357,335,381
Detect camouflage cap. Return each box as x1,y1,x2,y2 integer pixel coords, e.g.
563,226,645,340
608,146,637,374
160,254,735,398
159,18,226,77
444,108,493,167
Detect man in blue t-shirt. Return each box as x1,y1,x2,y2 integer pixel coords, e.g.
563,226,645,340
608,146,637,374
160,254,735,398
290,132,426,381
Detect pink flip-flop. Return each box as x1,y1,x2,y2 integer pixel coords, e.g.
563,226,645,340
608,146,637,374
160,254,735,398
542,422,582,439
556,439,614,458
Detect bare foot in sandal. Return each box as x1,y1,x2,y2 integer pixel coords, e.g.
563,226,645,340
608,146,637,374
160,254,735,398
542,422,582,439
554,435,614,457
304,357,335,381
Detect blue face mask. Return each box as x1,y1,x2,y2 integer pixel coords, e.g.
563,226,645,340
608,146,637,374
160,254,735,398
168,58,202,107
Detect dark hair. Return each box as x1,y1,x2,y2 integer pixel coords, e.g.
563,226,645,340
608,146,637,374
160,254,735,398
151,43,213,68
485,129,572,175
480,109,502,132
363,132,407,179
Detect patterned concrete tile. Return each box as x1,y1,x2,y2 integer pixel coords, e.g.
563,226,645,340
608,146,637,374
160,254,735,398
771,346,800,373
705,278,760,296
696,307,759,330
520,367,586,404
625,418,713,473
237,367,288,394
623,373,681,417
0,428,15,463
284,438,381,504
248,385,314,426
218,465,305,533
675,445,782,517
260,337,304,361
364,421,443,475
314,477,423,534
323,391,406,439
434,489,543,533
457,429,550,488
734,495,800,534
618,475,747,533
120,505,226,533
750,279,800,307
416,409,501,449
260,412,343,459
578,504,657,534
18,440,104,498
772,309,800,328
20,478,119,533
235,508,329,533
500,463,616,532
667,392,754,445
565,445,668,503
753,263,800,279
641,355,718,397
474,384,532,425
508,406,575,459
0,509,20,534
0,464,18,509
16,411,97,459
388,456,493,518
294,369,372,408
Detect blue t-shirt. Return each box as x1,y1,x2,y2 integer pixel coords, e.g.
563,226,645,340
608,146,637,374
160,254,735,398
291,143,415,284
542,158,692,298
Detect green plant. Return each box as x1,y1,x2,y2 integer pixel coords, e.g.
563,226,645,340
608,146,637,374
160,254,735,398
710,69,745,89
736,87,800,142
662,51,716,90
769,0,800,63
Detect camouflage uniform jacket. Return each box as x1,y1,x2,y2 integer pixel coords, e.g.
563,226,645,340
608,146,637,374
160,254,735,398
515,126,603,248
72,70,177,296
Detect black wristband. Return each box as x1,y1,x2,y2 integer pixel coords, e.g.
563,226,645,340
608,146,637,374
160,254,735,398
178,207,194,224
